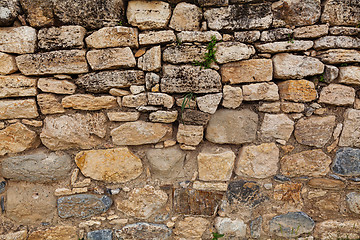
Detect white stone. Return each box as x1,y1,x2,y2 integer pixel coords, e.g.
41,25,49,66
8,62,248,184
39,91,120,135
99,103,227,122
215,42,255,64
242,82,279,101
139,30,176,45
215,217,247,237
196,93,222,114
169,3,202,31
138,46,161,72
222,85,243,109
260,113,294,142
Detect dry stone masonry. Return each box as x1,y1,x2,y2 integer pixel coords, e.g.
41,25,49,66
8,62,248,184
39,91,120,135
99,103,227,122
0,0,360,239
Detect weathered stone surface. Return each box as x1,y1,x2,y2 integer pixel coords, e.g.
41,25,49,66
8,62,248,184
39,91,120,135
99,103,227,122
0,123,38,156
235,143,279,179
161,65,221,93
0,26,36,54
86,27,138,49
111,121,172,145
16,50,88,76
107,111,139,122
316,49,360,64
38,26,85,51
206,109,258,144
332,148,360,176
122,93,147,108
260,28,292,42
259,102,281,113
181,109,210,126
314,36,360,50
147,92,174,108
177,31,222,43
139,30,175,45
193,181,228,192
226,180,266,208
116,223,171,240
0,0,19,26
215,217,246,237
338,66,360,85
75,70,144,93
198,0,228,6
149,111,178,123
196,93,222,114
87,229,112,240
319,84,355,106
110,88,131,97
280,102,304,113
62,94,117,110
274,182,302,204
28,226,78,240
260,114,294,142
330,26,360,36
215,42,255,64
37,78,76,94
116,185,168,219
324,64,339,83
0,99,38,119
138,46,161,71
40,113,107,150
174,217,210,239
269,212,315,238
221,59,272,84
340,109,360,148
273,53,324,79
294,116,336,147
281,149,332,177
58,194,112,219
308,178,345,189
127,1,171,30
314,220,360,240
37,94,65,115
234,30,260,43
177,124,203,146
294,24,329,39
169,3,202,31
198,147,235,181
242,82,279,101
0,230,27,240
222,85,243,109
256,40,313,53
0,52,17,75
87,47,136,70
204,4,272,30
75,147,143,183
1,149,71,183
321,0,360,26
278,80,317,102
163,45,207,64
346,192,360,214
19,0,53,27
272,0,321,27
0,75,36,98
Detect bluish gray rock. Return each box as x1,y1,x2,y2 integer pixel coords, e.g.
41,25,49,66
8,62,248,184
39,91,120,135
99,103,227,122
250,216,262,239
87,229,113,240
115,222,172,240
332,148,360,176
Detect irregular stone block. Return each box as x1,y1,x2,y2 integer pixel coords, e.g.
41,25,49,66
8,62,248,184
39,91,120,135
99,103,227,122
280,101,304,113
260,114,294,142
87,47,136,70
273,182,302,204
174,217,210,239
0,52,18,75
330,26,360,36
138,46,161,72
169,3,202,31
0,99,38,119
0,75,36,98
222,85,243,109
28,226,78,240
332,148,360,176
314,220,360,240
242,82,279,101
260,28,292,42
278,80,317,102
0,230,27,240
116,223,172,240
314,36,360,50
294,24,329,39
226,180,266,207
339,109,360,148
122,93,147,108
193,181,228,192
107,111,140,122
20,0,54,27
215,42,255,64
181,109,210,126
258,102,280,113
215,217,246,237
163,45,207,64
338,66,360,85
149,111,178,123
177,124,203,146
308,178,345,190
198,0,228,6
177,31,222,43
321,0,360,26
62,94,117,110
139,30,176,45
57,194,112,219
0,26,36,54
346,192,360,214
0,0,20,26
256,40,313,53
316,49,360,64
234,30,260,43
196,93,222,114
37,78,76,94
319,84,355,106
87,229,112,240
37,94,65,115
16,50,88,76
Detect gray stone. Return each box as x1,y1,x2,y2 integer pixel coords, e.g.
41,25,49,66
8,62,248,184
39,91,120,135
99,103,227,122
318,84,355,106
116,223,172,240
206,109,258,144
0,75,37,98
139,30,176,45
169,3,202,31
251,216,262,239
87,229,112,240
316,49,360,64
294,24,329,39
332,148,360,176
75,70,144,93
57,194,112,219
0,0,20,26
340,109,360,148
161,65,221,93
330,26,360,36
321,0,360,26
260,114,294,142
269,212,315,238
215,42,255,64
196,93,222,114
324,65,339,83
242,82,279,101
314,36,360,50
0,26,36,54
1,149,71,183
346,192,360,214
0,99,38,120
260,28,293,42
256,40,314,53
204,3,272,30
226,180,266,207
163,45,207,64
138,46,161,72
215,217,246,237
181,109,210,126
145,72,160,90
234,31,260,43
177,31,222,43
338,66,360,85
87,47,136,70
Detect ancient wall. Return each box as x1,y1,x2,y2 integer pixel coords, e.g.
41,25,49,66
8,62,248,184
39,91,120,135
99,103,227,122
0,0,360,239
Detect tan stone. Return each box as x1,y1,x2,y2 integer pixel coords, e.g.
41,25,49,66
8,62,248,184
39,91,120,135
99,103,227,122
234,30,261,43
256,41,314,53
193,181,228,192
149,111,178,123
259,102,281,113
174,217,210,239
62,94,117,110
109,88,131,97
319,83,355,106
138,46,161,72
274,183,302,204
0,230,27,240
278,80,317,102
177,31,222,43
169,3,202,31
28,226,78,240
235,143,279,179
280,102,304,113
0,26,36,54
196,93,222,114
293,25,329,39
314,220,360,240
321,0,360,26
122,93,148,108
75,147,143,183
308,178,345,190
130,85,145,95
0,75,37,98
107,111,140,122
87,47,136,70
147,92,174,108
339,109,360,147
37,78,76,94
0,99,38,119
317,49,360,64
22,119,43,127
37,94,65,115
260,113,294,142
314,36,360,50
139,30,176,45
338,66,360,85
280,149,332,177
215,42,255,64
163,45,207,64
222,85,243,109
0,52,17,75
177,124,203,146
242,82,279,101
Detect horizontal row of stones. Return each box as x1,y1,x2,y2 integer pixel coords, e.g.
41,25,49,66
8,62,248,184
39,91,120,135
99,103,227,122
1,0,359,29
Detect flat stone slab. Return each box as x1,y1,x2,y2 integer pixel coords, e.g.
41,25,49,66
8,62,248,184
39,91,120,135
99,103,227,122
0,99,38,120
0,75,37,98
339,109,360,148
332,148,360,176
116,223,172,240
0,26,36,54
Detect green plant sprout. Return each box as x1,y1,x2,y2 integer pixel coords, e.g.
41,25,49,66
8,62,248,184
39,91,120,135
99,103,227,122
193,35,218,69
212,232,224,240
180,92,195,122
288,33,294,44
176,36,182,46
319,74,325,82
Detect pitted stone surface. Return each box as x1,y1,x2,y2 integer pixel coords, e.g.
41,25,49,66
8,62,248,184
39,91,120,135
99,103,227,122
0,0,20,26
215,42,255,64
340,109,360,148
85,27,138,49
116,223,172,240
169,3,202,31
28,226,78,240
0,75,37,98
87,47,136,70
321,0,360,26
332,148,360,176
278,80,317,102
0,26,36,54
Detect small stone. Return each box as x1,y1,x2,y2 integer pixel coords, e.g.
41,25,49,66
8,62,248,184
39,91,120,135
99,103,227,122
198,0,228,6
0,75,37,98
280,102,304,113
215,42,255,64
180,144,196,151
28,226,78,240
319,84,355,106
62,94,117,110
85,27,138,49
196,93,222,114
215,217,246,237
323,65,339,83
177,31,222,43
122,93,148,108
163,45,207,64
258,102,281,113
260,114,294,142
260,28,292,42
332,148,360,176
294,25,329,39
0,99,38,120
346,192,360,214
174,217,210,239
321,0,360,26
138,46,161,72
145,72,160,90
339,109,360,148
338,66,360,85
37,78,76,95
87,47,136,70
109,88,131,97
314,36,360,50
177,124,203,146
79,220,101,228
181,109,211,126
256,40,314,53
242,82,279,101
169,3,202,31
87,229,112,240
164,140,176,148
278,80,317,102
147,92,174,108
234,31,260,43
107,111,140,122
192,181,228,192
21,119,42,127
316,49,360,64
281,145,295,154
222,85,243,109
274,182,302,204
73,178,91,188
0,52,17,75
250,216,262,239
135,48,146,57
149,111,178,123
130,86,145,95
71,168,79,185
37,94,65,115
308,178,345,189
116,223,172,240
139,30,176,45
0,26,36,54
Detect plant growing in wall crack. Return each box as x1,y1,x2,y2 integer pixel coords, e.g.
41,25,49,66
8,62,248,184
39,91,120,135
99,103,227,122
193,35,218,69
212,232,224,240
180,92,196,123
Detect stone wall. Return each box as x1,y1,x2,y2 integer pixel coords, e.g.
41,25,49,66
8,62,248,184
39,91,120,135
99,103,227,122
0,0,360,239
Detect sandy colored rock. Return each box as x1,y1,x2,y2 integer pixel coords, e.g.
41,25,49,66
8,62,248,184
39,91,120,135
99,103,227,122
127,1,171,30
294,25,329,39
273,182,302,204
138,46,161,72
339,109,360,148
242,82,279,101
87,47,136,70
116,223,171,240
338,66,360,85
75,147,143,183
316,49,360,64
107,111,140,122
0,52,17,75
169,3,202,31
280,102,304,113
0,0,20,26
281,149,332,177
319,84,355,106
235,143,279,178
260,113,294,142
256,40,313,53
0,75,37,98
0,99,38,120
177,124,203,146
28,226,78,240
62,94,117,110
37,78,76,94
234,30,261,43
278,80,317,102
314,220,360,240
196,93,222,114
215,42,255,64
0,26,36,54
16,50,88,76
37,94,65,115
122,93,147,108
109,88,131,97
222,85,243,109
111,121,172,145
174,217,210,239
149,111,178,123
163,45,207,64
260,28,292,42
177,31,222,43
193,181,228,192
139,30,176,45
330,26,360,36
0,230,27,240
19,0,53,27
314,36,360,50
321,0,360,26
259,102,281,113
308,178,345,190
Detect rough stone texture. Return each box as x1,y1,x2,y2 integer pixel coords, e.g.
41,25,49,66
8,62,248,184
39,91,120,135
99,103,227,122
111,121,172,145
37,78,76,95
0,99,38,120
274,182,302,204
338,66,360,85
269,212,315,238
272,0,321,27
40,113,107,150
161,65,221,93
215,42,255,64
215,217,246,237
321,0,360,26
324,64,339,83
258,102,281,113
147,92,174,108
87,229,112,240
346,192,360,214
116,223,171,240
0,0,20,26
294,24,329,39
127,1,171,30
75,147,143,183
0,230,27,240
174,217,210,239
260,114,294,142
177,124,203,146
196,93,222,114
122,93,147,108
330,26,360,36
62,94,117,110
0,123,38,156
340,109,360,148
0,52,17,75
28,226,78,240
316,49,360,64
280,102,304,113
16,50,89,76
19,0,53,27
314,36,360,50
107,111,140,122
139,30,176,45
198,147,235,181
0,75,36,98
235,143,279,179
221,59,273,84
242,82,279,101
226,180,266,208
138,46,161,72
75,70,144,93
222,85,243,109
260,28,293,42
198,0,228,6
332,148,360,176
206,109,258,144
7,182,56,224
314,220,360,240
279,80,318,102
86,27,138,49
116,185,168,219
280,149,332,177
163,45,207,64
256,40,314,53
149,111,178,123
181,109,211,126
177,31,222,43
87,47,136,70
204,4,272,30
193,181,228,192
272,53,324,79
1,149,72,183
318,84,355,106
234,31,260,43
0,26,36,54
57,194,112,219
37,94,65,115
38,26,86,51
169,3,202,31
294,116,336,147
308,178,345,189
